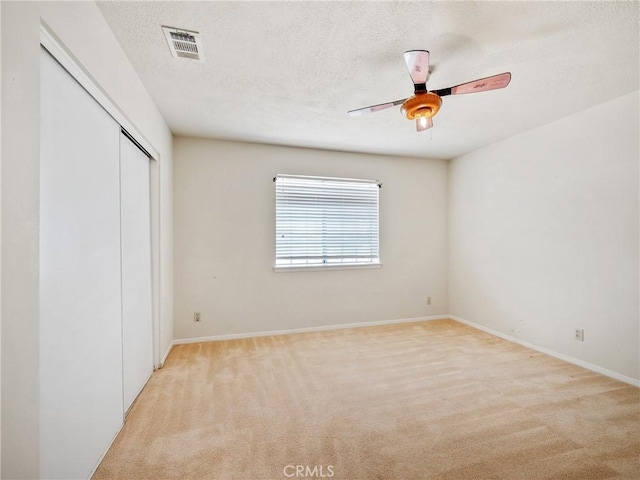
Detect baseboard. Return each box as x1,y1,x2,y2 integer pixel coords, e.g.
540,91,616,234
449,315,640,388
160,342,173,367
172,314,638,387
172,315,449,346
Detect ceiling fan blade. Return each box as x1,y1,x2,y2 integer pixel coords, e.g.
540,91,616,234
433,72,511,97
404,50,430,89
347,98,407,117
416,117,433,132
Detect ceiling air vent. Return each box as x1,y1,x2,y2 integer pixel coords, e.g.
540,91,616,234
162,26,204,62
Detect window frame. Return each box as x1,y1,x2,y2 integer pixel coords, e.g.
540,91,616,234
273,174,382,272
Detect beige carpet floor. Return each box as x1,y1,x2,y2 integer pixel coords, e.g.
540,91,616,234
93,319,640,480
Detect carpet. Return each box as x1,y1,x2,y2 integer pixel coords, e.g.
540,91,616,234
92,319,639,479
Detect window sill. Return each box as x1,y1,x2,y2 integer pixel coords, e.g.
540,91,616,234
273,263,382,273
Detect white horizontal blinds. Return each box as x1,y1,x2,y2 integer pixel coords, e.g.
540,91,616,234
275,175,380,267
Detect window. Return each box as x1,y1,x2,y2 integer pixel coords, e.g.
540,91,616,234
274,174,381,269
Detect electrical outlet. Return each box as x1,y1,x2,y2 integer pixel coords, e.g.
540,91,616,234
574,328,584,341
194,312,201,323
427,296,431,305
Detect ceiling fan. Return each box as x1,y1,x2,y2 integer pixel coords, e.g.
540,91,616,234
348,50,511,131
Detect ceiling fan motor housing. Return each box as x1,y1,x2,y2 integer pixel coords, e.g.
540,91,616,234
401,92,442,120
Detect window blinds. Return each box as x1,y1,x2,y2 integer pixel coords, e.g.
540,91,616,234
275,174,380,267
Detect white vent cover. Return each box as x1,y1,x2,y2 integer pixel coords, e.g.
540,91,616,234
162,26,204,62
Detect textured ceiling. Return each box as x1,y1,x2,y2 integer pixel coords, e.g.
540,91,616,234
97,1,639,160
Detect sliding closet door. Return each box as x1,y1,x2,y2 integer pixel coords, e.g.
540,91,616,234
120,132,153,413
40,48,123,479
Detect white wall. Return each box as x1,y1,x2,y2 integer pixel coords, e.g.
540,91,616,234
0,3,3,474
174,137,448,340
1,2,173,477
449,90,639,382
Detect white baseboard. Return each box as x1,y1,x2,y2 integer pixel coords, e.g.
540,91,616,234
172,315,449,346
171,314,639,388
449,315,640,387
160,342,173,367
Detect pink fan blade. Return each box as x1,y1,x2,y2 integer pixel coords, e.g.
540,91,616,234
416,116,433,132
348,98,407,116
403,50,430,86
450,72,511,95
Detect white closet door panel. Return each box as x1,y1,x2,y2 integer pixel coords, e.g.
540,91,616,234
120,133,153,413
40,48,123,480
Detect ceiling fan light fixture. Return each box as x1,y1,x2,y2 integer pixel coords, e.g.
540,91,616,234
401,92,442,120
347,50,511,132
